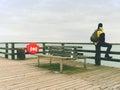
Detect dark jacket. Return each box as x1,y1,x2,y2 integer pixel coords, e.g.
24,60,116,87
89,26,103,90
99,33,105,43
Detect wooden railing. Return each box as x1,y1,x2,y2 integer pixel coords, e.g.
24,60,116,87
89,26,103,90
0,42,119,62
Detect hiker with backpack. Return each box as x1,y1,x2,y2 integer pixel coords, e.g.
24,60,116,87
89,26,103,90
91,23,112,66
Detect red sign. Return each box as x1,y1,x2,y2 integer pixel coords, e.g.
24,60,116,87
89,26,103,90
26,42,40,55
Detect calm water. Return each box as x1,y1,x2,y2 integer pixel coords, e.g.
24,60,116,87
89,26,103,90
0,43,119,68
78,44,120,68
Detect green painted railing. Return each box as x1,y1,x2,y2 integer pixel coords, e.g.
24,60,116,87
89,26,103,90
0,42,119,62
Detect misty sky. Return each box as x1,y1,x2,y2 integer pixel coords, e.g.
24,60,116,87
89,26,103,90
0,0,120,43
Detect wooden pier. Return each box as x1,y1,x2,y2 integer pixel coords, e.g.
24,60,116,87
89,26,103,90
0,57,119,90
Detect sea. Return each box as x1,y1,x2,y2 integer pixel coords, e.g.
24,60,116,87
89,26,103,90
0,43,119,68
78,44,120,68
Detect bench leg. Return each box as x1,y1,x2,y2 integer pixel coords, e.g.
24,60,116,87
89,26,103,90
84,58,86,69
38,56,40,67
49,56,52,66
60,59,63,73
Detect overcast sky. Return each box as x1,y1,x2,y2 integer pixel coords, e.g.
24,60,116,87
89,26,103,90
0,0,120,43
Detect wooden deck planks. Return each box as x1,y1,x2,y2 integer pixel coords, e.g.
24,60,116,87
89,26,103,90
0,58,119,90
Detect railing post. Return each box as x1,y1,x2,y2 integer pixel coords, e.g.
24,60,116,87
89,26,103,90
73,47,77,58
61,43,64,47
43,43,46,54
5,43,8,58
11,43,15,59
61,43,65,56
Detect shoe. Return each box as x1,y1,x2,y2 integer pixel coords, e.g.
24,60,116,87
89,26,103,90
105,55,112,59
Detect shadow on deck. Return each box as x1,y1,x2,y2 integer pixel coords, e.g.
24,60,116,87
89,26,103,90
0,57,119,90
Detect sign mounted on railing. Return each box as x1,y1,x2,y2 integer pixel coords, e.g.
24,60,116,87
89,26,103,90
26,42,40,55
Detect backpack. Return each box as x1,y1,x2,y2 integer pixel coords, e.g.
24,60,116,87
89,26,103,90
90,29,99,42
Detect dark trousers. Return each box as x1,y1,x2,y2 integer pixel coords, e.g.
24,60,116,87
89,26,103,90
95,42,112,65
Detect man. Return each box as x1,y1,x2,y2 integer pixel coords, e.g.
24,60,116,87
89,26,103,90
94,23,112,66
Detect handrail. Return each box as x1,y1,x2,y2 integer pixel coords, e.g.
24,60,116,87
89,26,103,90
0,42,119,62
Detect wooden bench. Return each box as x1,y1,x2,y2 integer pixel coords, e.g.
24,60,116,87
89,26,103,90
37,46,88,72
